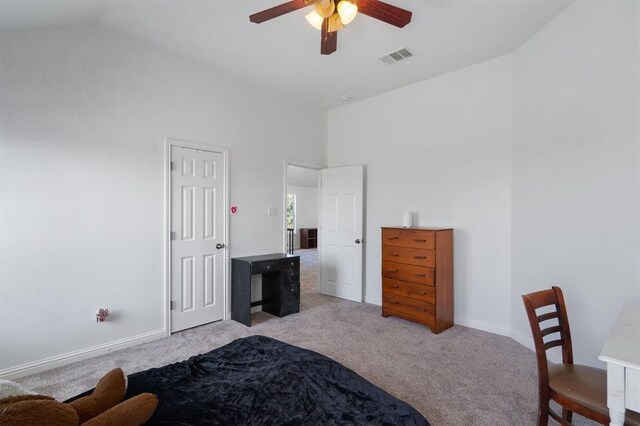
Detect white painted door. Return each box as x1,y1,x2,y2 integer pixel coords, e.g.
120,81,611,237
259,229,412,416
171,146,225,332
320,165,364,302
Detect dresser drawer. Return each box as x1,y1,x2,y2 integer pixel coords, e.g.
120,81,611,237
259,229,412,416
382,228,435,250
401,229,435,250
382,292,435,321
383,307,435,328
382,246,435,268
381,228,407,247
382,261,435,286
382,278,436,303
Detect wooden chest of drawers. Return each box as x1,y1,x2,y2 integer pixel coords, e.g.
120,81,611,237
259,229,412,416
381,227,453,333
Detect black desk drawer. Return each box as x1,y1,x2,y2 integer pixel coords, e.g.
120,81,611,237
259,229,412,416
284,268,299,283
281,282,300,315
251,261,281,274
283,257,299,283
283,258,299,270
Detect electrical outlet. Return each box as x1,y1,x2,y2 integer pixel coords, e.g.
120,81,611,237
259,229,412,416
267,207,277,216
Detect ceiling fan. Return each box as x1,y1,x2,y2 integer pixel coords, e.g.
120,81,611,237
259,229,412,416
249,0,412,55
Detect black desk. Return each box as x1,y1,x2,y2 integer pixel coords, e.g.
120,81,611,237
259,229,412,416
231,253,300,326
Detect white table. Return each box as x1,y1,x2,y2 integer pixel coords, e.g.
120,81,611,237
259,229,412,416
599,305,640,426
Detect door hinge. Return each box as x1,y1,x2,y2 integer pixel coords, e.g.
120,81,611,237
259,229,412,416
170,301,176,310
170,161,175,171
170,231,176,240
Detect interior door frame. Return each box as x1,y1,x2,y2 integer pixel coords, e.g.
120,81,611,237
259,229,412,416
282,159,322,292
164,138,230,336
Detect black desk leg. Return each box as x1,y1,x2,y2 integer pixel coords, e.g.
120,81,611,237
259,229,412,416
231,260,252,326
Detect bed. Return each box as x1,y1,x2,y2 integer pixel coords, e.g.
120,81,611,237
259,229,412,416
71,335,429,425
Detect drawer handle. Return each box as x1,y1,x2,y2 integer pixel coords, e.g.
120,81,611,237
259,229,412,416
388,253,400,256
414,239,427,243
266,266,271,270
386,269,399,273
389,284,400,289
415,274,426,278
387,300,400,304
414,256,427,259
418,291,427,295
387,237,400,240
290,288,294,292
290,262,295,266
416,308,427,312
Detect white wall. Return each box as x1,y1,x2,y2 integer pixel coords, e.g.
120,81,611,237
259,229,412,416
327,0,640,365
511,0,640,366
328,56,513,334
0,26,326,373
286,185,319,249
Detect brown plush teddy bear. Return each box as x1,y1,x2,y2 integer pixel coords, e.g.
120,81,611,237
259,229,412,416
0,368,157,425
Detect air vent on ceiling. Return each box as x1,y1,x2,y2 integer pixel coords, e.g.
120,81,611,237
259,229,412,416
380,47,415,65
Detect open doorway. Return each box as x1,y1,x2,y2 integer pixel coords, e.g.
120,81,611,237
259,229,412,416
284,162,331,310
285,165,319,252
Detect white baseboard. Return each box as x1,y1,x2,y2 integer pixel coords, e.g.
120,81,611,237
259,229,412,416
454,316,511,336
365,297,382,306
0,329,166,380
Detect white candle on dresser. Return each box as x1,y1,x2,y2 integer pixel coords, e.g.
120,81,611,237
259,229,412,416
402,211,413,228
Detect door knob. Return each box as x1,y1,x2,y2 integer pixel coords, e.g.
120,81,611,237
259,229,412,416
216,243,225,249
355,239,361,244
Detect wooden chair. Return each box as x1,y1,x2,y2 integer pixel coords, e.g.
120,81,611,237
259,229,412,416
522,286,639,426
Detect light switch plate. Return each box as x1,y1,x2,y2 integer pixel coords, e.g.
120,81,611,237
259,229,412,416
267,207,277,216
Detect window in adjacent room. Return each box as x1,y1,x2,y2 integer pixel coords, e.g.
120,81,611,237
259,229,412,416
286,193,296,232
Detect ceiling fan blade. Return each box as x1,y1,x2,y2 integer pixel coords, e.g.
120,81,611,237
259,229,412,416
249,0,314,24
358,0,412,28
321,17,337,55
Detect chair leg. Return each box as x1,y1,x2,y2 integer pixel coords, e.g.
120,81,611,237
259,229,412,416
538,400,550,426
562,408,572,424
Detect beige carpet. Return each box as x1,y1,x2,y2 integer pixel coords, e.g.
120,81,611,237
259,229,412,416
15,248,594,425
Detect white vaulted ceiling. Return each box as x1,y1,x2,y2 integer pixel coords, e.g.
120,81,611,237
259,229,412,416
0,0,573,108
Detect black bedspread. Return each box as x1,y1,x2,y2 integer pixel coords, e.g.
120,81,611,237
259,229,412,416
120,335,428,425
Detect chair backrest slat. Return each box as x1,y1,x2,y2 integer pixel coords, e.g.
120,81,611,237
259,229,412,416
537,311,559,323
544,339,565,351
541,325,563,337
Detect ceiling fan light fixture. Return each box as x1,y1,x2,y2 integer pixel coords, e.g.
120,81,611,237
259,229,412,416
337,0,358,25
328,12,345,32
314,0,335,18
305,9,324,30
